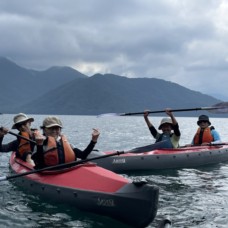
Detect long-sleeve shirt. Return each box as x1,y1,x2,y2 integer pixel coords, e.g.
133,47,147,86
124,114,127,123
0,137,18,152
148,123,181,148
0,136,35,160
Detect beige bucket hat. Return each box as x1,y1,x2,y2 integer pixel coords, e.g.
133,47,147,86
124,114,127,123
12,113,34,129
41,116,63,129
158,117,173,130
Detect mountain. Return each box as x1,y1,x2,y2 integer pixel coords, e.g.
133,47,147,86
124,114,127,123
0,57,223,116
19,73,222,116
0,57,87,113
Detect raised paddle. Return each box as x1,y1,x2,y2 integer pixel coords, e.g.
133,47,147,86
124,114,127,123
0,151,125,181
97,101,228,117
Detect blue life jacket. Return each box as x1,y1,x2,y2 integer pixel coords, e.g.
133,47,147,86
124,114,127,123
155,133,174,148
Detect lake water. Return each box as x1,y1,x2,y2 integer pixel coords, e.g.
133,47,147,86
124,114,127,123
1,114,228,227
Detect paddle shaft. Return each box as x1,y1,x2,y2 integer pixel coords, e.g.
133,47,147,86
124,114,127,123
98,102,228,117
121,107,219,116
1,151,124,181
8,131,36,144
128,141,169,153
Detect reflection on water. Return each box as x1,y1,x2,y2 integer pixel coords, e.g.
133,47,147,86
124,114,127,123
1,114,228,227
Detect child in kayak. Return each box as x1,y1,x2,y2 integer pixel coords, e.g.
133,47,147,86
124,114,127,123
190,114,221,146
32,116,100,169
144,109,181,148
0,113,36,165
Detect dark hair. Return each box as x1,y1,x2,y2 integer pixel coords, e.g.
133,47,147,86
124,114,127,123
15,120,29,130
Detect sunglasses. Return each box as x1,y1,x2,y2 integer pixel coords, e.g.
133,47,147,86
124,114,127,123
198,121,209,124
45,126,61,131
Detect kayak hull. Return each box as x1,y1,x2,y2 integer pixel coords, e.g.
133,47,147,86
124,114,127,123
9,152,159,227
89,145,228,172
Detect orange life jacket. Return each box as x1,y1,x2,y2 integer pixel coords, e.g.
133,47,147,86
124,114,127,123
193,127,214,145
18,132,33,158
43,135,76,166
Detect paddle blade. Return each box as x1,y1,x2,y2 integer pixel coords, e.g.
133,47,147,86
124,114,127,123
207,102,228,114
0,176,7,181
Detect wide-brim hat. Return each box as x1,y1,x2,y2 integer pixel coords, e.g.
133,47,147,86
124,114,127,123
158,117,173,130
197,115,211,126
12,113,34,129
40,116,63,129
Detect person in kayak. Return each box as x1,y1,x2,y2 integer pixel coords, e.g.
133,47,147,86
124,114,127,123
144,109,181,148
190,114,221,146
32,116,100,169
0,113,36,165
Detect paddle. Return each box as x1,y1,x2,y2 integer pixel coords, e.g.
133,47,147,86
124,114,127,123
0,151,125,181
8,131,36,144
89,141,169,157
97,101,228,117
127,140,170,153
0,127,37,144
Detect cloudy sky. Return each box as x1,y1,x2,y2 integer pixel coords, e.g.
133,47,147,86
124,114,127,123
1,0,228,100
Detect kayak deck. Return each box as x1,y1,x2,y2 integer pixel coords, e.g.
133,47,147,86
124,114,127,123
9,152,159,227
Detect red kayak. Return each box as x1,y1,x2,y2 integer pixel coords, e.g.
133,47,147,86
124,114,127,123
9,152,159,227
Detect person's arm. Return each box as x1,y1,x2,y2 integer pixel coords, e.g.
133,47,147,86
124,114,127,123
144,111,153,128
165,108,181,137
211,130,222,143
172,123,181,137
148,125,159,138
0,127,8,137
32,131,46,169
200,129,221,146
165,109,177,126
31,145,45,169
74,129,100,159
0,136,19,152
0,127,15,152
144,111,158,138
74,140,97,159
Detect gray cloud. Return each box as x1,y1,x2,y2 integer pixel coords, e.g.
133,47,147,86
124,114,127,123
0,0,227,99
